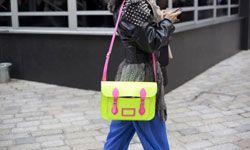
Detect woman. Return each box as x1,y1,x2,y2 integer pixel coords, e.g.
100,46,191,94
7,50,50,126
103,0,181,149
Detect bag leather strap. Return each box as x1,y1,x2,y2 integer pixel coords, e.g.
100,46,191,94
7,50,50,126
102,0,157,82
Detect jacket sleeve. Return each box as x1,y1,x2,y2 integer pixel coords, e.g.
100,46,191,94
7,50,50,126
133,18,175,54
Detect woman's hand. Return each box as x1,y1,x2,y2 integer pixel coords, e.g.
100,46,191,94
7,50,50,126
162,8,182,23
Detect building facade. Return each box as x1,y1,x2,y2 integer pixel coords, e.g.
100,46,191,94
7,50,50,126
0,0,249,92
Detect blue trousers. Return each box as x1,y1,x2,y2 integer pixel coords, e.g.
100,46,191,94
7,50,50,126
103,114,170,150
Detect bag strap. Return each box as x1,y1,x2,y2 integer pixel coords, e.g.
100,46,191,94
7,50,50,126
102,0,157,82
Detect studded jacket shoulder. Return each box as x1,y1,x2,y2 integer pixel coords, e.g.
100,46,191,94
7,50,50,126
113,0,175,64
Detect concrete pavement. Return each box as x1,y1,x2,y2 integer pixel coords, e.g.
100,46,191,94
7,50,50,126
0,50,249,150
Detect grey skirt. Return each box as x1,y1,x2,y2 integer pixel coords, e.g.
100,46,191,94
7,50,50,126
114,58,168,121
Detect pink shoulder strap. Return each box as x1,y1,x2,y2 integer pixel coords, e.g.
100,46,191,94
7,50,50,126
102,0,157,81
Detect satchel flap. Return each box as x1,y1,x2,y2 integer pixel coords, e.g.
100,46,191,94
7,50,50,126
101,81,157,97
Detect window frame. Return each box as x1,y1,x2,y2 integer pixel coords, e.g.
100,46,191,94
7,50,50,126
0,0,241,35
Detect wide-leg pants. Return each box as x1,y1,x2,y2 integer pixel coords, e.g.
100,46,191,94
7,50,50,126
103,114,170,150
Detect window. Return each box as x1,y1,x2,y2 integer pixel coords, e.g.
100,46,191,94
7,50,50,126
217,8,228,17
0,0,11,27
14,0,69,28
173,0,194,8
175,11,194,23
76,0,113,28
170,0,195,24
0,16,11,26
217,0,228,5
77,0,106,11
230,0,239,16
0,0,10,12
231,7,238,15
198,9,213,20
231,0,239,4
18,0,68,12
19,16,68,27
77,15,113,27
198,0,213,6
0,0,241,34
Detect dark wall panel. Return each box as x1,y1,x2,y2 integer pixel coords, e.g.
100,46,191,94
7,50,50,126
167,20,241,92
0,34,125,90
0,20,241,92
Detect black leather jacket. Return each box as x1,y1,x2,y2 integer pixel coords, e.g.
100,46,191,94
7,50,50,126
113,6,176,65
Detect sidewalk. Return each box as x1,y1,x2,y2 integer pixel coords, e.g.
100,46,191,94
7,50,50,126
0,50,249,150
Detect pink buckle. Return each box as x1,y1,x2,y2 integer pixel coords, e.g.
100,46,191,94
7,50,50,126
112,88,119,115
139,88,146,115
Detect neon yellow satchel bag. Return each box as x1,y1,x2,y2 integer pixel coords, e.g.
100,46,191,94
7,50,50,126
100,0,157,121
